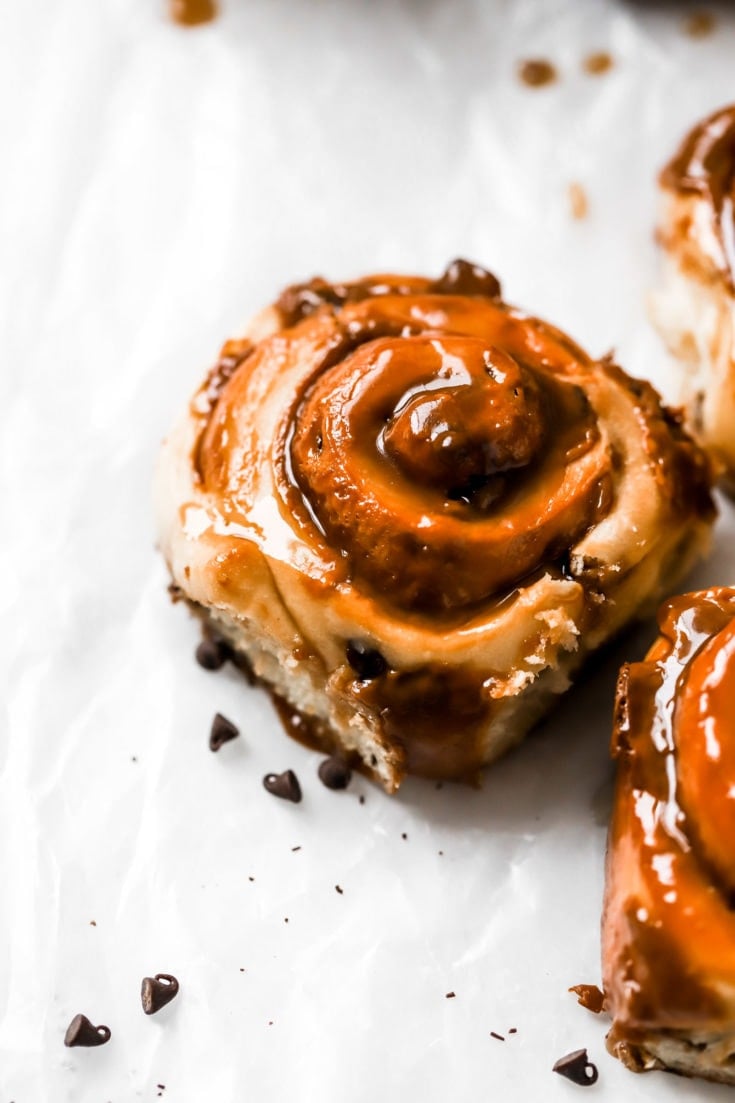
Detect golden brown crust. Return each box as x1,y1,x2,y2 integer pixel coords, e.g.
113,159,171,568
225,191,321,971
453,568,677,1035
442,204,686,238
156,263,715,790
604,588,735,1083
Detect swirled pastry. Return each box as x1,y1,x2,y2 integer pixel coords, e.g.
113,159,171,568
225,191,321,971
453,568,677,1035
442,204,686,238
604,589,735,1084
653,104,735,491
155,261,714,792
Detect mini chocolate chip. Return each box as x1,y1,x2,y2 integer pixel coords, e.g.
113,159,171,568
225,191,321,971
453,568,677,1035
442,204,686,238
431,258,502,299
196,638,229,671
141,973,180,1015
552,1049,599,1086
318,756,352,790
64,1014,111,1047
209,713,239,752
263,770,302,803
345,640,388,680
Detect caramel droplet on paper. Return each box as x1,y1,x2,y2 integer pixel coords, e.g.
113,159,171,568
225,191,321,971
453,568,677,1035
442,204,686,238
683,11,716,37
583,51,613,75
170,0,217,26
569,183,589,221
518,59,557,88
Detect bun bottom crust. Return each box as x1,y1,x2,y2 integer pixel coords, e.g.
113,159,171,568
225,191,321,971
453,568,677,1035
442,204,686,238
607,1026,735,1086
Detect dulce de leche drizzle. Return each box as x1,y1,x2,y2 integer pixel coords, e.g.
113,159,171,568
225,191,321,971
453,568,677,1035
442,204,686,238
661,104,735,282
605,588,735,1035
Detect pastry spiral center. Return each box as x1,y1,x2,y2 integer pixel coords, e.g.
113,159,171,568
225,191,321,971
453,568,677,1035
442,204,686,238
380,342,544,500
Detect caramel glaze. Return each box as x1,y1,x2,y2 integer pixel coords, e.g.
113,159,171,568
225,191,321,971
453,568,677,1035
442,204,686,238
170,0,217,26
604,588,735,1041
660,104,735,286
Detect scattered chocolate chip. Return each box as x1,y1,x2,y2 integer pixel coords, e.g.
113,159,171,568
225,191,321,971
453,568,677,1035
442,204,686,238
141,973,180,1015
209,713,239,752
509,1027,518,1035
431,258,502,299
518,58,557,87
263,769,302,803
552,1049,599,1086
196,638,229,671
335,885,343,894
445,992,456,999
569,984,605,1014
346,640,388,680
490,1031,505,1041
64,1013,111,1047
318,756,352,790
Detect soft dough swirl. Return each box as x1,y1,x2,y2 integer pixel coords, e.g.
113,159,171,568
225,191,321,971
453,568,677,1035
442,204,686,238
157,262,714,790
604,589,735,1084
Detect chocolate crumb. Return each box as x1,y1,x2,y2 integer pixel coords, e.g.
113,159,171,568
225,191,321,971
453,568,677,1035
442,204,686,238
284,917,289,923
401,832,408,840
167,582,184,604
209,713,239,752
291,845,301,852
318,755,353,790
446,992,456,999
683,11,716,37
335,885,343,894
131,756,138,763
263,769,302,803
64,1013,111,1048
346,640,388,680
268,1020,274,1025
359,794,365,805
435,781,443,790
89,920,96,926
569,984,605,1014
490,1031,505,1041
582,51,613,75
518,59,557,88
240,968,245,972
141,973,180,1015
196,637,229,671
438,850,444,856
509,1027,518,1034
552,1049,599,1086
569,182,589,221
248,876,255,882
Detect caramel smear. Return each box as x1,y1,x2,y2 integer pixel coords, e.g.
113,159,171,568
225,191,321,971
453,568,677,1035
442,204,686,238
569,183,589,221
170,0,217,26
518,59,557,88
683,11,717,38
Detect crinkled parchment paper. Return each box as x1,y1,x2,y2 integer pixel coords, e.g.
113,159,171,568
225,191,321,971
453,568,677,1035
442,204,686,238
2,1,735,1099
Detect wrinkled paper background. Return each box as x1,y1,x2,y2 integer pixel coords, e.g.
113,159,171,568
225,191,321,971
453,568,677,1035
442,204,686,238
3,1,735,1100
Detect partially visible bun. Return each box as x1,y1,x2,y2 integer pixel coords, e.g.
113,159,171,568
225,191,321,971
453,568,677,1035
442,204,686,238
604,588,735,1085
652,104,735,491
156,262,715,791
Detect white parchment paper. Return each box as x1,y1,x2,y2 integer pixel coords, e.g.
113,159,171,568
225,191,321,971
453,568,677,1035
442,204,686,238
2,1,735,1100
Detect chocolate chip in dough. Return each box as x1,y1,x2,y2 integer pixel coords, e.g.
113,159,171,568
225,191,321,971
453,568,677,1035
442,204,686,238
64,1013,111,1047
195,638,229,671
209,712,239,752
345,640,388,680
318,756,352,790
552,1049,599,1086
141,973,180,1015
263,769,302,803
